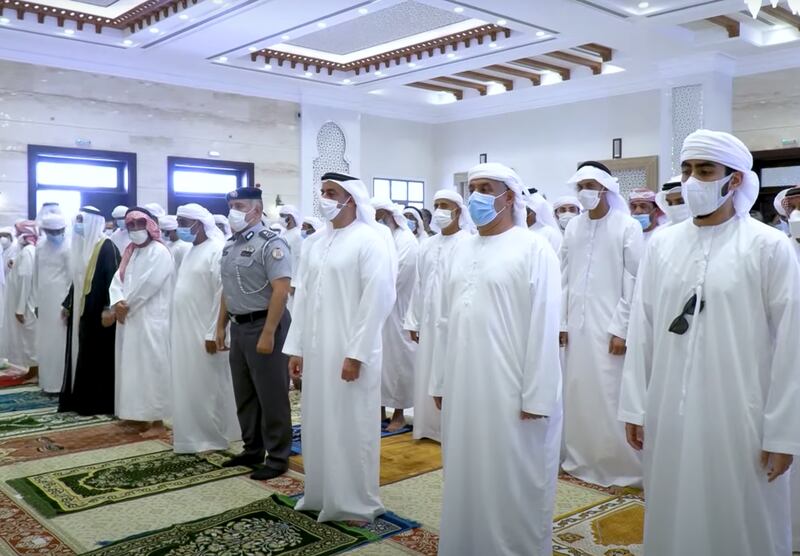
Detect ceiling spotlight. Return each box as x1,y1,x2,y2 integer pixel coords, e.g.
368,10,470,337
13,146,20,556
536,30,546,37
212,0,223,4
358,7,368,14
496,19,507,25
263,64,272,70
178,14,189,19
304,71,313,77
488,42,498,48
248,47,258,52
317,21,327,28
447,52,456,58
343,78,352,84
0,17,10,24
408,62,417,68
454,6,464,13
375,70,383,76
638,1,649,7
149,27,160,33
123,39,133,46
281,34,290,40
218,56,228,62
64,29,75,35
208,150,221,157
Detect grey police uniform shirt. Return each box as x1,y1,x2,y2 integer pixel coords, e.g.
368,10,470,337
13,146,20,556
220,223,292,315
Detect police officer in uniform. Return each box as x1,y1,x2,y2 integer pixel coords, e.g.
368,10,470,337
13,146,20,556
216,186,292,480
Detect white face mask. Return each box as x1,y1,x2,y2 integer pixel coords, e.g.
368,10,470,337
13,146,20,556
319,196,350,222
665,203,691,224
557,212,577,230
0,237,9,250
789,211,800,239
228,209,251,232
578,189,601,210
129,230,149,245
682,174,733,218
433,208,454,229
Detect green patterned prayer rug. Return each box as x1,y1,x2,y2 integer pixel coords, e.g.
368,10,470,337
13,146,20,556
85,494,420,555
0,411,113,440
7,450,250,517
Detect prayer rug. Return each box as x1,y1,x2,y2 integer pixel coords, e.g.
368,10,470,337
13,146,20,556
0,487,75,555
0,411,113,441
552,495,644,555
84,493,419,556
0,365,31,389
290,433,441,486
291,422,414,455
0,421,170,466
0,389,59,414
7,450,250,517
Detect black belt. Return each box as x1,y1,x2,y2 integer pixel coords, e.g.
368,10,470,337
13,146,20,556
229,310,267,324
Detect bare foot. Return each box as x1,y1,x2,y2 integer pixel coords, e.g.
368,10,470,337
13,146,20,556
386,412,406,433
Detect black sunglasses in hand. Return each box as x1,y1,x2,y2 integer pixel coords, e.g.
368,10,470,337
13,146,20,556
668,293,705,335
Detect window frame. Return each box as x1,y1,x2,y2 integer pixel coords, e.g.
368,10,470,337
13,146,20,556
167,156,255,214
372,177,425,209
27,144,137,218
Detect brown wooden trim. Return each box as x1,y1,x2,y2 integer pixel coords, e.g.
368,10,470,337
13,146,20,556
484,64,540,85
706,15,740,38
761,6,800,31
547,50,602,75
432,76,487,95
580,43,613,62
407,82,464,100
455,70,514,91
512,58,571,80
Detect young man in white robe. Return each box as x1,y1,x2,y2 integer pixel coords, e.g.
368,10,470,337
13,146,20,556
171,204,240,453
553,196,581,232
109,205,131,254
403,206,430,241
526,191,563,254
3,221,38,374
159,215,191,273
629,188,664,242
654,176,692,227
34,214,71,392
403,189,472,442
619,129,800,556
371,198,418,432
430,163,562,556
284,172,395,523
214,214,232,240
560,161,644,488
108,207,174,436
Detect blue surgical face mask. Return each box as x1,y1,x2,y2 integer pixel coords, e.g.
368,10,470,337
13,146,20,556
468,190,507,227
47,233,65,247
633,214,651,229
74,223,85,236
406,219,417,232
116,219,126,229
176,226,196,243
300,230,309,239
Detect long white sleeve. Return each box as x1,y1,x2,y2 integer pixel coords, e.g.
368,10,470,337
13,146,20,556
403,244,425,333
429,244,457,398
559,226,571,332
282,236,313,358
109,243,174,315
608,220,644,339
14,247,35,315
205,246,224,342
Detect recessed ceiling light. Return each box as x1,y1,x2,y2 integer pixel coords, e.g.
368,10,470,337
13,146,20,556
208,150,221,157
212,0,223,4
0,17,10,24
123,39,133,46
304,71,313,77
488,42,497,48
248,47,258,52
375,70,383,76
343,78,352,84
358,7,368,14
317,22,327,28
178,14,188,19
64,29,75,35
149,27,160,33
408,62,417,68
263,64,272,70
447,52,456,58
281,34,290,40
454,6,464,13
218,56,228,62
496,19,507,25
638,1,649,7
536,30,546,37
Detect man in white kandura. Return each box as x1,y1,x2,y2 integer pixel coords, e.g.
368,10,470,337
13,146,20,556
552,196,581,232
526,191,563,254
371,197,418,432
35,214,71,392
160,215,191,273
403,189,472,443
403,206,430,241
171,204,240,453
214,214,232,240
109,205,130,254
560,161,643,488
3,221,38,375
628,188,664,242
109,207,174,436
620,130,800,556
431,163,562,556
655,176,692,227
278,205,303,315
284,172,396,522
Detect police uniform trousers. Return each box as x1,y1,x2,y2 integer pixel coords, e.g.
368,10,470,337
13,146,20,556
229,310,292,471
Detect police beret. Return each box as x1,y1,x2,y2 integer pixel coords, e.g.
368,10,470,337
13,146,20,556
226,187,263,201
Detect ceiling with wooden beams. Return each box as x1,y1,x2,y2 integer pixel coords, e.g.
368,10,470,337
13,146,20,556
0,0,800,122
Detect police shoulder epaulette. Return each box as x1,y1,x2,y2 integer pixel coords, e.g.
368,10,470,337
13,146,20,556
259,229,277,241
